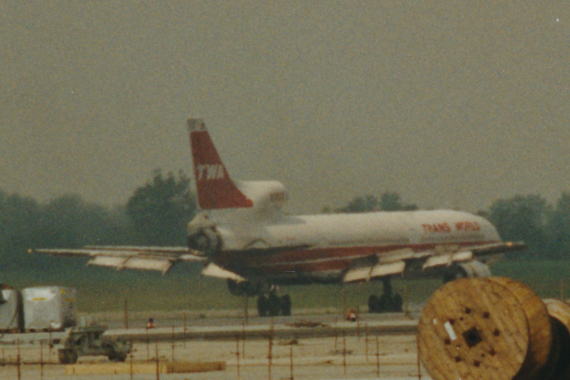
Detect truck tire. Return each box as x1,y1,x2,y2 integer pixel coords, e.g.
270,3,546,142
109,352,127,362
58,349,78,364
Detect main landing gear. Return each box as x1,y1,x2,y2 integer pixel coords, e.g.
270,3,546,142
226,280,291,317
368,278,403,313
257,292,291,317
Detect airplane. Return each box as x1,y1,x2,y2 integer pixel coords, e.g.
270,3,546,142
32,118,525,316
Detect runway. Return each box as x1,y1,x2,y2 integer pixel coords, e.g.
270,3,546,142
105,313,418,342
0,312,429,380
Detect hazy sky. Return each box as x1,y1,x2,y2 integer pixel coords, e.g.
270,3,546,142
1,1,569,214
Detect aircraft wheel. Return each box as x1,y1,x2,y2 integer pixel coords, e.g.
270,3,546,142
267,292,281,317
108,352,127,362
280,295,291,316
58,349,70,364
392,293,403,312
58,349,78,364
378,293,393,313
257,295,268,317
368,295,380,313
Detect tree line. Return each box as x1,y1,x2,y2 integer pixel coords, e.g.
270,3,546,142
1,172,570,270
327,192,570,260
0,170,196,270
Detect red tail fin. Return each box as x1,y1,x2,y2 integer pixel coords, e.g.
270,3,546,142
187,119,253,210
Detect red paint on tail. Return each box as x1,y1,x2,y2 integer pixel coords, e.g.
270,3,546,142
188,120,253,210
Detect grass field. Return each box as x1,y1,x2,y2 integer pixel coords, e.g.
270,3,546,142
1,258,569,313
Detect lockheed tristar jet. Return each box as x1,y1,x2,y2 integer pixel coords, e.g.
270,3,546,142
32,119,525,316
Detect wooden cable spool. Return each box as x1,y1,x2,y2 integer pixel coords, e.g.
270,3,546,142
488,277,555,380
418,277,531,380
543,299,570,380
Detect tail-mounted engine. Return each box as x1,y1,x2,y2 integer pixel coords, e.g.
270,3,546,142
187,227,223,256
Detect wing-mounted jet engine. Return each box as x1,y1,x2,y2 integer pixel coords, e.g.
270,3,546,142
442,260,492,283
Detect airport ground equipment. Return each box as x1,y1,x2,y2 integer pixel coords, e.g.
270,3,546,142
56,325,132,364
0,287,23,332
417,277,570,380
22,286,77,331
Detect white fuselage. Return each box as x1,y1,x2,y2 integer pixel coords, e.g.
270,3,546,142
186,122,504,286
207,209,500,284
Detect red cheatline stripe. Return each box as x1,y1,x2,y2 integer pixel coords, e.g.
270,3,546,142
213,240,500,275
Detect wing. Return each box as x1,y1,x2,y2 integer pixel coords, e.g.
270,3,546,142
343,241,526,283
29,246,206,275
